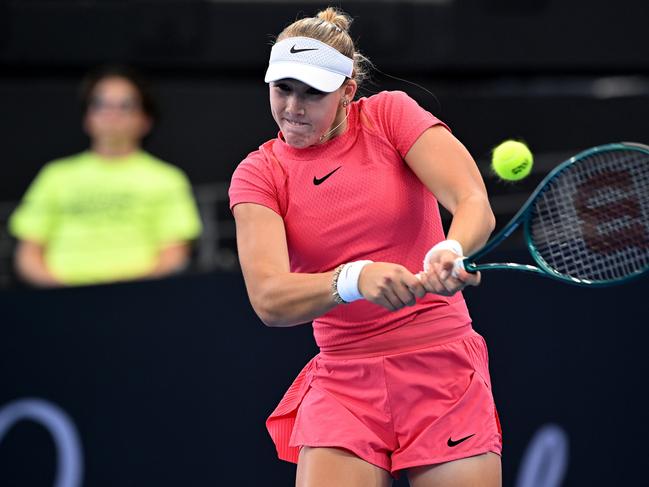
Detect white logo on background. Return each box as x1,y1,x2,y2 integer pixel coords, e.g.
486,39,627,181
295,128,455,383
0,398,83,487
516,424,569,487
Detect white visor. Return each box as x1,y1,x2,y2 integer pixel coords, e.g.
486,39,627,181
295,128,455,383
264,36,353,93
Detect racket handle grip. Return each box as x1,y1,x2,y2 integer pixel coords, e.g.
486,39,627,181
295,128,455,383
455,258,479,275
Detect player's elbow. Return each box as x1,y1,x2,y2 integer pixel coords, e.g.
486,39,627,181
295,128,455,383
250,293,285,327
248,278,310,328
481,203,497,245
257,309,293,328
471,193,496,234
256,307,282,327
486,205,496,234
253,296,305,328
244,273,290,327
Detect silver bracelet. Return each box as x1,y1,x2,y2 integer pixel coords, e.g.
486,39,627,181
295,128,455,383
331,264,348,304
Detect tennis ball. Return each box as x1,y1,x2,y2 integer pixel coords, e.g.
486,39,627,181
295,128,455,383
491,140,533,181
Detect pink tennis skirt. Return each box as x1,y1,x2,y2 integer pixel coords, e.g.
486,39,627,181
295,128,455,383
266,326,502,476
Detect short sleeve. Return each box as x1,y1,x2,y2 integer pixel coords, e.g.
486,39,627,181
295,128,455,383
229,150,283,216
8,163,59,243
365,91,450,158
152,168,202,244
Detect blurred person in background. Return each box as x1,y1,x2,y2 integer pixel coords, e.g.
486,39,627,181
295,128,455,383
8,65,202,287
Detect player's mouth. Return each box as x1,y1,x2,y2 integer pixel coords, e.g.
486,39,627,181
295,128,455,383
284,118,309,127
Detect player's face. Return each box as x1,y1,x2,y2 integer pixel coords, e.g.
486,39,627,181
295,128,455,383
84,76,151,146
269,79,345,148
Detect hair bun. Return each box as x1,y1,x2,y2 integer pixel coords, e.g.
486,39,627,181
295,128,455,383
316,7,351,33
274,7,371,91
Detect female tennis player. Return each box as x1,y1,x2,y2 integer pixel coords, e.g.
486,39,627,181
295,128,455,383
229,8,501,486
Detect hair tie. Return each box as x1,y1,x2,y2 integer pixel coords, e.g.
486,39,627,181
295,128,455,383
319,18,343,33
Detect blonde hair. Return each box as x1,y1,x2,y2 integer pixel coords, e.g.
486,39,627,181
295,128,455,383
275,7,372,90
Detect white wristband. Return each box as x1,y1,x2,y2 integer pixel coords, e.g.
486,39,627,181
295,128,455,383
423,239,463,272
337,260,373,303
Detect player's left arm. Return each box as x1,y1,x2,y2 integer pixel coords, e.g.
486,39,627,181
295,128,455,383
405,125,495,291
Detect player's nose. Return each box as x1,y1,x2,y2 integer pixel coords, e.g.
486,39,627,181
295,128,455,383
285,94,305,115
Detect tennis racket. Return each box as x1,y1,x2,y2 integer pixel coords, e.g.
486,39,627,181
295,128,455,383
455,142,649,286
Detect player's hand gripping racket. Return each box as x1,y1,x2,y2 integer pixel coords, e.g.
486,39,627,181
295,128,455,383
454,142,649,286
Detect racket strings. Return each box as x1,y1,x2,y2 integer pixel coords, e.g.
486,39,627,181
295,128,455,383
529,148,649,282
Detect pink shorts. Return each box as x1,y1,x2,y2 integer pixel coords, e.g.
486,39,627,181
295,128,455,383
266,328,502,476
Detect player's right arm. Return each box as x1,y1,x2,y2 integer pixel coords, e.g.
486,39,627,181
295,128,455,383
233,203,337,327
14,240,62,288
233,203,425,327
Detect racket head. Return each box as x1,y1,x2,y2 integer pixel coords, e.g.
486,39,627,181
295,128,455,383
523,142,649,286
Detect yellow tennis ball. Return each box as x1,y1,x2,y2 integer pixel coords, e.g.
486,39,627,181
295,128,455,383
491,140,534,181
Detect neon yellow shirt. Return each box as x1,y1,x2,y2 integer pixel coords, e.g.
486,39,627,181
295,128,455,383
9,150,202,285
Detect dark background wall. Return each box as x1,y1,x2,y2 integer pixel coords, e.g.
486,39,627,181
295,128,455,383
2,267,648,486
1,1,649,486
2,0,649,200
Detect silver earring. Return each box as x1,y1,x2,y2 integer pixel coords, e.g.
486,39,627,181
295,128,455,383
342,99,349,107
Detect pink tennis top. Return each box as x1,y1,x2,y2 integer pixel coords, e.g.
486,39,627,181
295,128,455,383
229,90,472,353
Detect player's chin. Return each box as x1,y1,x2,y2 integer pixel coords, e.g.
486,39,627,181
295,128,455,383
284,134,317,148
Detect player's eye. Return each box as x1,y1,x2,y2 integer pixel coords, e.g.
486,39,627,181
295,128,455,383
273,83,291,92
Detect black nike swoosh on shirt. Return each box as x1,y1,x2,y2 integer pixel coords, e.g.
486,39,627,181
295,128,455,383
290,45,318,54
313,166,342,185
447,434,476,447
